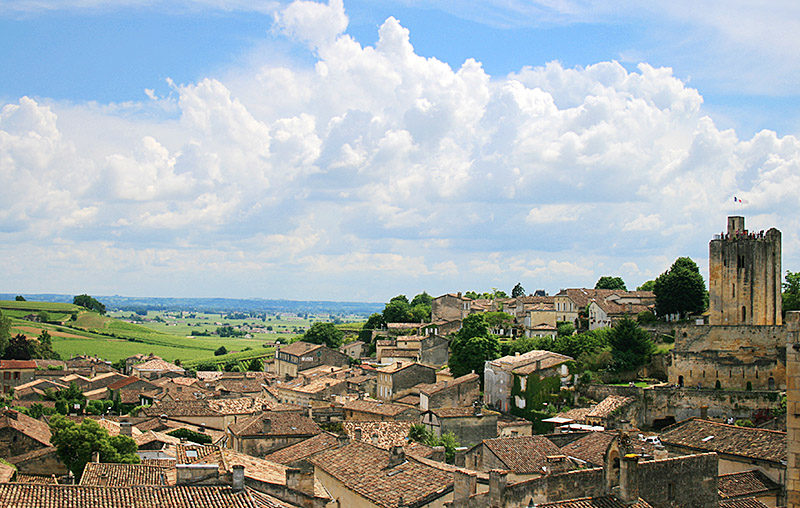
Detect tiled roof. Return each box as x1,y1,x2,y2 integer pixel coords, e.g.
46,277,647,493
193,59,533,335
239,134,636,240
108,376,146,390
14,379,67,391
228,411,320,437
0,360,36,369
418,373,479,396
483,436,566,474
488,350,572,373
379,349,420,359
0,409,52,447
344,421,414,449
95,418,143,437
143,397,273,418
133,358,185,372
277,341,322,357
586,396,635,419
0,483,260,507
719,499,771,508
376,361,428,374
247,489,301,508
215,379,266,393
659,418,786,464
13,474,58,484
264,433,340,465
275,377,345,395
718,469,780,499
342,399,415,417
80,462,169,486
556,407,595,423
134,430,182,447
394,394,419,407
558,432,655,466
534,496,653,507
310,441,453,508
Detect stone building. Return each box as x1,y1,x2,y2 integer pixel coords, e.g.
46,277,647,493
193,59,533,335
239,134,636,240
484,350,572,413
227,410,320,456
273,341,350,379
710,216,782,326
783,311,800,508
418,373,480,411
375,362,436,401
421,407,498,447
0,360,36,394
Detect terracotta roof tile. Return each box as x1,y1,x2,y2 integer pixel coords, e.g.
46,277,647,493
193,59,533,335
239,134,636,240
264,433,340,465
132,359,185,373
0,409,52,447
0,483,260,507
418,373,479,396
718,469,780,499
277,342,322,356
310,441,454,507
0,464,13,483
534,496,653,507
13,474,58,484
660,418,785,464
344,421,414,449
586,396,635,419
719,499,771,508
228,411,320,437
0,360,37,369
80,462,170,486
482,436,568,474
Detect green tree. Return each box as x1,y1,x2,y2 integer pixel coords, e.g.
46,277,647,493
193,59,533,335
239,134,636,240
483,312,515,335
49,415,139,476
784,270,800,314
511,283,526,298
410,292,433,308
214,346,228,356
448,314,500,378
245,357,264,372
653,257,707,318
637,280,656,291
382,295,412,323
14,295,25,301
72,294,106,314
359,313,386,343
595,276,627,291
0,311,11,357
556,322,575,337
608,318,654,372
34,329,60,360
303,322,345,349
4,334,33,360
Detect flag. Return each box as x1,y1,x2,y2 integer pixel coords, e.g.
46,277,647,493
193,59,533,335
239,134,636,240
734,196,748,204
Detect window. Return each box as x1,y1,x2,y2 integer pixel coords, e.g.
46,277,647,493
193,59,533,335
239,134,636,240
2,372,9,380
13,372,19,380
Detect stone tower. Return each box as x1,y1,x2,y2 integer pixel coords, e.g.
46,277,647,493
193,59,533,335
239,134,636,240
786,311,800,507
709,216,782,325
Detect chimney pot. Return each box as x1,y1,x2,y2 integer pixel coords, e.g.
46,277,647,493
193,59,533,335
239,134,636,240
231,464,245,492
388,445,406,467
619,454,640,505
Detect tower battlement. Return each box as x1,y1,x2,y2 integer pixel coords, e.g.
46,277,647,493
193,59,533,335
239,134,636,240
709,216,782,325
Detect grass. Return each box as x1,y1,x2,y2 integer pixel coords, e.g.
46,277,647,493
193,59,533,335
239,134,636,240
182,347,276,369
0,300,80,312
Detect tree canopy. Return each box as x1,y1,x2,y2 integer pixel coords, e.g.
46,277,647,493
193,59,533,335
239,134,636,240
595,276,627,291
653,257,706,318
784,270,800,314
14,295,25,301
49,414,139,476
73,294,106,314
637,280,656,291
608,318,654,372
448,313,500,378
464,289,509,300
303,322,345,349
359,313,386,343
511,283,526,298
381,293,432,323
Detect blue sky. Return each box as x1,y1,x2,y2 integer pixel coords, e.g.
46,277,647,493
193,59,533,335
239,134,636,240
2,0,800,301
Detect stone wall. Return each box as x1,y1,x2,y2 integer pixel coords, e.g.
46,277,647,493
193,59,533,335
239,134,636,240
785,311,800,508
440,414,498,448
583,384,782,427
669,323,786,390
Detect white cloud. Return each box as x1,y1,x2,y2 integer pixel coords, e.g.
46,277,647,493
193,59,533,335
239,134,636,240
3,0,800,299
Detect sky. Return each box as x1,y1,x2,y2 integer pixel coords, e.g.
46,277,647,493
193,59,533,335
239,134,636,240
2,0,800,302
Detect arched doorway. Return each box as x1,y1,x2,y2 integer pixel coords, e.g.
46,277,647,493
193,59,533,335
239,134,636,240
678,375,684,388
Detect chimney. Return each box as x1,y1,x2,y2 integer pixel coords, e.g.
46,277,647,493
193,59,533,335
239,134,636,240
457,292,462,298
262,417,271,434
388,445,406,468
653,445,668,461
286,463,315,496
199,423,206,433
619,454,640,505
514,352,520,357
453,470,477,502
489,469,507,506
91,451,100,463
120,421,132,437
454,447,468,467
700,406,708,419
354,427,362,441
231,464,245,492
431,446,446,463
307,407,313,419
535,359,541,371
337,433,349,447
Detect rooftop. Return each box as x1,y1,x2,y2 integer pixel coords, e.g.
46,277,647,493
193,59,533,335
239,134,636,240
718,469,780,499
482,435,569,474
264,432,340,465
228,411,320,437
80,462,169,487
659,418,785,464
